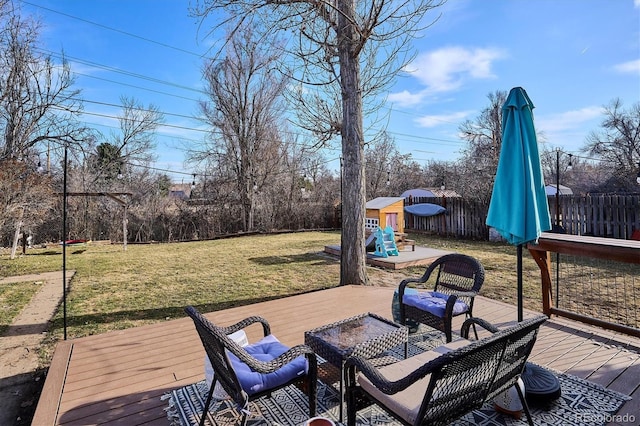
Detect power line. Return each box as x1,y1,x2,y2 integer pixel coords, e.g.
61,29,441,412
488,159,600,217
26,18,462,155
78,109,207,133
79,98,200,122
387,130,465,146
39,48,205,94
21,0,205,58
21,1,467,162
71,71,201,103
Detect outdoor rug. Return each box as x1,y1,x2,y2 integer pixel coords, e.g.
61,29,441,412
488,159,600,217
165,328,630,426
164,370,630,426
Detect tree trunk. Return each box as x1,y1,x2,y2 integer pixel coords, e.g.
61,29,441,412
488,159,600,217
10,210,24,260
242,181,253,232
338,0,368,286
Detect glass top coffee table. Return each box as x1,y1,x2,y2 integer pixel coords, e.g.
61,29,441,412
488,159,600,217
304,312,408,422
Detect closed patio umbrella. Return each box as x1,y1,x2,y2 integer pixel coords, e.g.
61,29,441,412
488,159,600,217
486,87,551,322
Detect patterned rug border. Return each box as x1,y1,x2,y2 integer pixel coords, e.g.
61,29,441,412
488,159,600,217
163,365,631,426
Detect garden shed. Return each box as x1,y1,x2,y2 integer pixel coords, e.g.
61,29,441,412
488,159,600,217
365,197,405,233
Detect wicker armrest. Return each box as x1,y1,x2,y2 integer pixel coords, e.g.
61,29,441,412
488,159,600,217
399,279,431,294
460,317,500,339
399,277,425,288
219,315,271,337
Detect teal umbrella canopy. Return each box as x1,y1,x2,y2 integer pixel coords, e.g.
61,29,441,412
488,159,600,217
486,87,552,322
487,87,551,245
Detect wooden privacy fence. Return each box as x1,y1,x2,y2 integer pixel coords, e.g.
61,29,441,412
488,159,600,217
550,194,640,239
405,194,640,240
404,196,489,239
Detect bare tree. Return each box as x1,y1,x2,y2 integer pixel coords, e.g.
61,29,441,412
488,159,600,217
457,90,508,202
82,96,163,189
365,132,405,198
0,158,53,257
0,4,91,255
193,26,289,232
0,7,87,159
539,147,609,196
584,99,640,192
459,91,507,165
193,0,446,285
108,96,163,176
568,161,613,195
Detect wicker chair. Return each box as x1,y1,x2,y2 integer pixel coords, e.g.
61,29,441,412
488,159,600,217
399,253,485,343
185,306,318,426
344,315,546,426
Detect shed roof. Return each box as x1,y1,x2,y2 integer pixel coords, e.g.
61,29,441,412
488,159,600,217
401,188,435,198
401,188,461,198
545,184,573,195
169,183,192,199
366,197,405,210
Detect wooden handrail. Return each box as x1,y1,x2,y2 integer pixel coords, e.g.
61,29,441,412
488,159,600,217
527,232,640,337
529,232,640,264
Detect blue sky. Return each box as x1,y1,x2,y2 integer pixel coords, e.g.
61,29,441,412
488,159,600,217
20,0,640,180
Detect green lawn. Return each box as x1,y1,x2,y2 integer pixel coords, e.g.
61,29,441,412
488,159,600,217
0,280,44,335
1,231,544,344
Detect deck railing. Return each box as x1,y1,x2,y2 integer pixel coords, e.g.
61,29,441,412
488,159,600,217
528,233,640,337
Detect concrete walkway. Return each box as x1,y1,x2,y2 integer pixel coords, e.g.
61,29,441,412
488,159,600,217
0,271,74,425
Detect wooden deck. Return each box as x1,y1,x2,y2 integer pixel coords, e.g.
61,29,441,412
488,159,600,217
323,245,453,269
33,285,640,425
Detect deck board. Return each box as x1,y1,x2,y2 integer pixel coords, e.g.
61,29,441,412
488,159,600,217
33,285,640,425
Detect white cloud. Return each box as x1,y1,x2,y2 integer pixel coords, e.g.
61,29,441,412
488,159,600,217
68,61,104,76
387,90,427,107
613,59,640,74
388,46,506,107
536,106,603,135
407,46,506,93
415,111,473,128
635,0,640,8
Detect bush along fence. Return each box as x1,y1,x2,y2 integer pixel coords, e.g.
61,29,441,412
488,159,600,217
405,194,640,241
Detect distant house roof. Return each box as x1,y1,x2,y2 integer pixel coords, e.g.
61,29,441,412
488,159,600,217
545,184,573,195
366,197,405,210
401,188,436,198
401,188,461,198
169,183,192,199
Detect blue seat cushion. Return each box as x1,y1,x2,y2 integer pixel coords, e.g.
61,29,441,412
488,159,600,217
228,334,308,395
402,290,469,317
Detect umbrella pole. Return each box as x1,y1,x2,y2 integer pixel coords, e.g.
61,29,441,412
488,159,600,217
517,244,523,322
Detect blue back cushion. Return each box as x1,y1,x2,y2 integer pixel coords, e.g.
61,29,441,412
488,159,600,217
403,290,469,317
228,335,308,395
